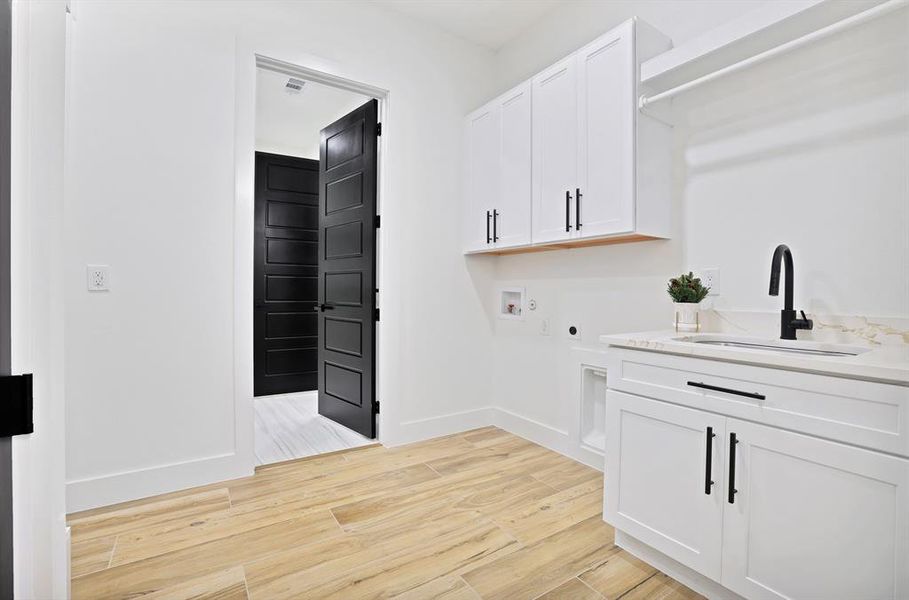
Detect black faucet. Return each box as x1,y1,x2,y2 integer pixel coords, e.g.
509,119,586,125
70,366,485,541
769,244,813,340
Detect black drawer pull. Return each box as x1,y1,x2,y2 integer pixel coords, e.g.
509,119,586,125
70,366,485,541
704,426,715,495
486,211,491,244
687,381,765,401
565,191,572,232
728,432,738,504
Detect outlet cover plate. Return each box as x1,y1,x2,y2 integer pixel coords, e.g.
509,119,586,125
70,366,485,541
701,268,720,296
87,265,110,291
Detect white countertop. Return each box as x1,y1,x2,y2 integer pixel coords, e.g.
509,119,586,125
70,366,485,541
599,330,909,385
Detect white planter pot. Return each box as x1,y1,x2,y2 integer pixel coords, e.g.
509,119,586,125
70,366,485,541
673,302,701,332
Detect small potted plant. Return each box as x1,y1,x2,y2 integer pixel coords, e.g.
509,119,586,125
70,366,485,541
667,272,710,332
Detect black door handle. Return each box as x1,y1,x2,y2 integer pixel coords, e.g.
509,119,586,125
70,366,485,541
565,191,572,232
576,188,582,230
486,210,491,244
313,304,335,312
728,432,738,504
687,381,765,401
493,210,499,242
704,426,715,495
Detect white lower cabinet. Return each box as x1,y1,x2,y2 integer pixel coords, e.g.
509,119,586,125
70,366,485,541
605,387,909,599
605,391,726,580
721,418,909,600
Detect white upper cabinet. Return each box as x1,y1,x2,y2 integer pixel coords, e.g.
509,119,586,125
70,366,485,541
463,106,500,253
463,82,532,252
463,18,672,254
531,55,577,244
576,21,635,238
496,83,532,249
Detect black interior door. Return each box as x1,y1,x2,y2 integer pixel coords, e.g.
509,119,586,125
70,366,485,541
254,153,320,396
316,99,378,439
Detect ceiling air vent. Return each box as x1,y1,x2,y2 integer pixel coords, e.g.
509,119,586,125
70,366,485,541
285,78,305,94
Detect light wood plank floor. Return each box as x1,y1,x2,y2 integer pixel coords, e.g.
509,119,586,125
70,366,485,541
68,427,704,600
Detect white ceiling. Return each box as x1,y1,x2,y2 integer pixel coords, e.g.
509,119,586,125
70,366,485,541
255,68,371,160
372,0,562,51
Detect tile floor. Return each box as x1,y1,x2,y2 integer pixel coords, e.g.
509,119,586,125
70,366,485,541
253,391,374,465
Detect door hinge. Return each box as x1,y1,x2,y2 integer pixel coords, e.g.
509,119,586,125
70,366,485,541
1,374,34,437
374,401,380,414
375,215,381,229
374,308,380,321
376,122,382,136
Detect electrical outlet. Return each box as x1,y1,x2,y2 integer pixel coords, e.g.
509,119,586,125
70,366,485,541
701,268,720,296
540,318,550,336
87,265,110,291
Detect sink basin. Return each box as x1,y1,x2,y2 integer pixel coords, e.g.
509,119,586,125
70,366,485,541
671,334,871,357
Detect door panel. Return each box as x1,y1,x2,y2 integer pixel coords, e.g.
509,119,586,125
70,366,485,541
254,153,320,396
495,82,532,249
722,419,909,600
576,24,635,238
532,55,577,244
605,391,726,580
463,106,498,252
317,99,377,439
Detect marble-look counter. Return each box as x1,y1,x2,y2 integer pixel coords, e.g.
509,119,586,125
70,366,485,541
599,311,909,385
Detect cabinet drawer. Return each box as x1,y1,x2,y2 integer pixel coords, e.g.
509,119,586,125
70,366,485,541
608,349,909,457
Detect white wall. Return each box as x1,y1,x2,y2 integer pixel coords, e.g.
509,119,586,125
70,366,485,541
485,2,909,454
61,0,909,511
64,0,499,510
11,0,70,596
255,69,370,159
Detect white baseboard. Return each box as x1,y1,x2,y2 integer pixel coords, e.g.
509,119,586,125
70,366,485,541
392,405,604,471
390,407,496,446
66,405,602,511
493,408,604,471
254,390,317,402
66,452,252,512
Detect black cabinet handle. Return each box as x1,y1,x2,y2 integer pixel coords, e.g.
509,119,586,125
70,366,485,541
314,304,335,312
728,432,738,504
493,210,499,242
704,426,715,495
486,210,491,244
565,191,573,232
687,381,765,401
576,188,582,230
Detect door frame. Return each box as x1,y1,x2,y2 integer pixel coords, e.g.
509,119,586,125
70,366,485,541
233,45,389,473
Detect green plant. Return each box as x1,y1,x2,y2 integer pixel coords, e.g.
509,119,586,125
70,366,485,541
667,272,710,303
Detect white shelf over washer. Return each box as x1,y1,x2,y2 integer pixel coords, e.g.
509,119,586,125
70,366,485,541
639,0,904,107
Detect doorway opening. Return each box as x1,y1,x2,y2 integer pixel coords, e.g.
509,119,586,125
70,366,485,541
252,63,382,466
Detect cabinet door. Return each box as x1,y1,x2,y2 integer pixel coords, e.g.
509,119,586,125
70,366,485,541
605,391,726,580
532,55,577,244
576,21,635,239
722,419,909,600
463,105,499,253
493,82,532,249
